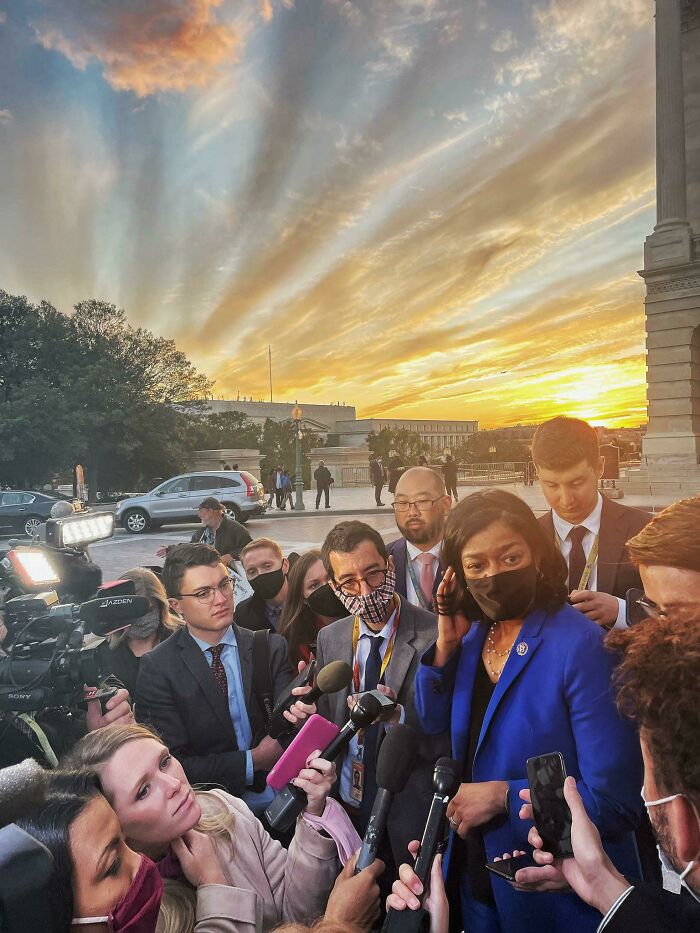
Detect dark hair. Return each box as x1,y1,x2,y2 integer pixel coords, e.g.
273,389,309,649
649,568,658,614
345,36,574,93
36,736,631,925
16,770,104,932
442,489,568,616
626,494,700,572
608,615,700,810
321,521,388,580
278,550,325,665
161,542,222,597
531,416,600,471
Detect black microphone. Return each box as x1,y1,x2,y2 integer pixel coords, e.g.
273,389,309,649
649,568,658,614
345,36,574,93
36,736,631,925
355,723,419,873
264,690,392,833
79,594,151,636
268,660,353,740
0,759,48,829
381,757,461,933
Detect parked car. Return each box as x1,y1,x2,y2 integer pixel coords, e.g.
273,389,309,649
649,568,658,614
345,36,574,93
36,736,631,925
0,490,85,538
115,471,266,534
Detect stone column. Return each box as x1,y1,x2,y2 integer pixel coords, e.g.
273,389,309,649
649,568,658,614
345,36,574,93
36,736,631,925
645,0,692,267
655,0,688,226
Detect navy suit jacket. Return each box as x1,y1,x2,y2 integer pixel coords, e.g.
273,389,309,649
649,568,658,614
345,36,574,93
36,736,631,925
387,536,445,606
415,603,643,933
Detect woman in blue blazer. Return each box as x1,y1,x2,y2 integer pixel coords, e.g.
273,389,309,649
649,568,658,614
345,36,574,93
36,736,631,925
414,489,643,933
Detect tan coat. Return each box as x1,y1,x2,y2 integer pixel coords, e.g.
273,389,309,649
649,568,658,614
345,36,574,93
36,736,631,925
161,789,340,933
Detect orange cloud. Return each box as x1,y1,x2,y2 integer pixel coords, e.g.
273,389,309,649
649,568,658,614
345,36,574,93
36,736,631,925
32,1,241,97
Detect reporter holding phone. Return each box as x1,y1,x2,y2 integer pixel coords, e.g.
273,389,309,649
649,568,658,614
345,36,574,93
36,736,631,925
414,489,644,933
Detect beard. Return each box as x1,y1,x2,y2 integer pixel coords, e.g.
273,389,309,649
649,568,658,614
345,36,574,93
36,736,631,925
652,805,684,876
399,517,440,546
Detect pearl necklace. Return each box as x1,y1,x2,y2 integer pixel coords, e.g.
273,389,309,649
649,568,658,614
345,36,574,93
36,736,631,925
484,622,517,680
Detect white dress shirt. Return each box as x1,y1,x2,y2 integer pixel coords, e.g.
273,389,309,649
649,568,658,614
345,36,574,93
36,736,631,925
405,540,442,607
552,493,626,630
340,609,404,806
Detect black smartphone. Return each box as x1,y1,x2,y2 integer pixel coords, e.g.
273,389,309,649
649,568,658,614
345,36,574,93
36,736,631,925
485,852,538,881
526,752,573,858
270,660,316,718
625,588,647,626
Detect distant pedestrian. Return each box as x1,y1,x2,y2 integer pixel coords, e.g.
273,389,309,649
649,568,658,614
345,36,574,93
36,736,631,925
267,469,276,508
418,455,428,466
274,464,285,508
314,460,333,509
442,453,458,503
388,455,405,495
370,456,386,506
281,469,294,510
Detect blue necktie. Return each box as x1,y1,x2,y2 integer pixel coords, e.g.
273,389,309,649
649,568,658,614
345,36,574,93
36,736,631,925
356,634,384,829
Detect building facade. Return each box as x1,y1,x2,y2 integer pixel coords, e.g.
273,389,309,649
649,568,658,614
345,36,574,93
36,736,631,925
334,417,478,452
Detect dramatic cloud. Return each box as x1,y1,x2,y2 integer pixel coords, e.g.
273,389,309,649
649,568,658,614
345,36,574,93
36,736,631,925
31,0,242,96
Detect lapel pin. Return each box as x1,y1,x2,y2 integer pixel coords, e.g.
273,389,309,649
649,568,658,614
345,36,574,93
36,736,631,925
516,642,528,656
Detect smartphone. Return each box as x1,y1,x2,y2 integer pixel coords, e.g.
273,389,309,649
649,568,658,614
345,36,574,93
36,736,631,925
526,752,573,858
625,588,647,627
266,713,339,791
485,852,538,881
270,660,316,719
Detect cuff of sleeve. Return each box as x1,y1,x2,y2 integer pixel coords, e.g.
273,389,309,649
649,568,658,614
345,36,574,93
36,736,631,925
596,885,634,932
296,810,343,859
197,884,259,924
245,751,254,786
611,597,628,631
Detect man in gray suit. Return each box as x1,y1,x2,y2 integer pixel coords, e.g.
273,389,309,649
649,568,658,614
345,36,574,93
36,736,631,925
315,520,448,871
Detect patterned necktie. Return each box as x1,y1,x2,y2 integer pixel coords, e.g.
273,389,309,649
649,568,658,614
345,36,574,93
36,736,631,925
416,552,436,604
208,644,229,696
568,526,588,591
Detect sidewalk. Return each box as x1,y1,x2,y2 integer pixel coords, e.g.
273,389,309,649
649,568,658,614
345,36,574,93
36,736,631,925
263,483,677,517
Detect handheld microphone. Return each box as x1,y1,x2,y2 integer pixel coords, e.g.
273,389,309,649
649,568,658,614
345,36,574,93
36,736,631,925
79,594,151,636
381,757,461,933
268,660,353,740
355,723,418,873
264,690,394,832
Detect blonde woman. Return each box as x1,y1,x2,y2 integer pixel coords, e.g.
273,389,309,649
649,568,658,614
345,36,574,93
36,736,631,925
65,723,346,933
96,568,181,695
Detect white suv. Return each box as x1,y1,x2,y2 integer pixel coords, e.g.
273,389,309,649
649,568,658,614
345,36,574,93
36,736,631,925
115,471,266,534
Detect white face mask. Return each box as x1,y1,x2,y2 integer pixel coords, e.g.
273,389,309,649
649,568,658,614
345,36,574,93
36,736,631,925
642,786,700,903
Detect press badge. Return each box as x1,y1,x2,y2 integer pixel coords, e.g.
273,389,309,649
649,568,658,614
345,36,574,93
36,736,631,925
350,758,365,802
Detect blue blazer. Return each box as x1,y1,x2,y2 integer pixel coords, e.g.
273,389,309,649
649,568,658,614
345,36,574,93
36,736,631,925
415,603,643,933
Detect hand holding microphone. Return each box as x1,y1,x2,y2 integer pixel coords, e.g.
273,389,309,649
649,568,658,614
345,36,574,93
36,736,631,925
268,660,353,740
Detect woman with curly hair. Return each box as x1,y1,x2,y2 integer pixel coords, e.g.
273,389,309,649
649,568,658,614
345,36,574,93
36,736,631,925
414,488,644,933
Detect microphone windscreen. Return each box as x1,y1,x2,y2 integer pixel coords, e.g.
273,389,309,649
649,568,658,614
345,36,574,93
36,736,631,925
96,579,137,598
80,594,151,632
352,691,383,726
0,759,48,829
433,757,461,796
315,660,353,695
376,724,419,793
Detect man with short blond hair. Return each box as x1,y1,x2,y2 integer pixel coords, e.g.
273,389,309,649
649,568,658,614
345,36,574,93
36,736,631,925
236,537,290,632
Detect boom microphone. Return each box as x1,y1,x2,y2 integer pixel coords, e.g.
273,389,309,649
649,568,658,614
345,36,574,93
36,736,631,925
264,690,394,832
381,757,461,933
355,723,419,873
79,594,151,636
268,660,353,740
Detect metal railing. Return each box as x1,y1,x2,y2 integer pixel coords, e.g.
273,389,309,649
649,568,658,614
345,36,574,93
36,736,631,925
341,462,532,487
342,466,372,486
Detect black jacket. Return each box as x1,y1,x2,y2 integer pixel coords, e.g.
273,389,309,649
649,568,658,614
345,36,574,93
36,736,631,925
313,466,333,489
387,536,445,605
234,594,275,632
190,515,252,560
135,623,293,796
605,884,700,933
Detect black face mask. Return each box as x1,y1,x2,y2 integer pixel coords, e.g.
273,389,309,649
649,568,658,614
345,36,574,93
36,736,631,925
305,583,347,619
250,567,286,601
466,564,538,622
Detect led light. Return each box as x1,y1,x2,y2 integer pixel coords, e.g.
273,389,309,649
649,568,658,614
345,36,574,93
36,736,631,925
46,512,115,548
6,549,61,587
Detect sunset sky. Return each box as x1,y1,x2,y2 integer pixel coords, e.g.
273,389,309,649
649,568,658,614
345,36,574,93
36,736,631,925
0,0,656,428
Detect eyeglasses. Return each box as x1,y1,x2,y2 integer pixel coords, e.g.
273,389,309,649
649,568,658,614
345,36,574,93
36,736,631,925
336,569,387,597
391,497,444,513
178,577,233,604
635,594,665,621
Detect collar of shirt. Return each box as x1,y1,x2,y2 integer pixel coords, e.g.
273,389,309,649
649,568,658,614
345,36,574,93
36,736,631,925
405,539,442,564
552,492,603,541
358,608,397,643
189,625,238,654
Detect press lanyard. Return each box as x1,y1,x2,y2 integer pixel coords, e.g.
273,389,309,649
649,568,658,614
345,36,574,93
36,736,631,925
351,595,401,693
405,551,435,612
556,530,600,590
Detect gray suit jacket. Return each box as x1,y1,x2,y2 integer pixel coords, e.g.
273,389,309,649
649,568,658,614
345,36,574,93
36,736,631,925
314,596,450,865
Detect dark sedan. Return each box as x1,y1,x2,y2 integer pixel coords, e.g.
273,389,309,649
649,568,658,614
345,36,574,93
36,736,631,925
0,490,84,538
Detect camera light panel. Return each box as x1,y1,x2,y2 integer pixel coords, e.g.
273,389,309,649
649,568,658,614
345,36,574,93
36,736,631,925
7,549,61,586
58,512,115,547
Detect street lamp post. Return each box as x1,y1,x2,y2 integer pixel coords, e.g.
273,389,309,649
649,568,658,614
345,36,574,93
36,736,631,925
291,404,305,512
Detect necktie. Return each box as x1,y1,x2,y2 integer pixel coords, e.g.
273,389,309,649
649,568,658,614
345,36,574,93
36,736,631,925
357,634,384,829
416,552,436,605
208,644,229,697
568,526,588,592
